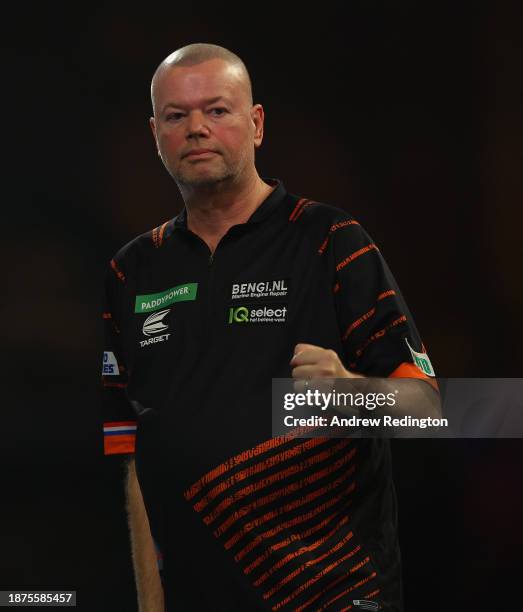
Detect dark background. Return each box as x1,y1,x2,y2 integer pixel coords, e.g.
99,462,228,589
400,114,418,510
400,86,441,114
3,1,523,610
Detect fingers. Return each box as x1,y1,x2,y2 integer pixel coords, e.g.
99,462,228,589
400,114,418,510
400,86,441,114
291,362,338,380
289,343,364,395
290,344,325,366
293,342,318,355
291,364,318,379
291,348,341,379
293,377,336,394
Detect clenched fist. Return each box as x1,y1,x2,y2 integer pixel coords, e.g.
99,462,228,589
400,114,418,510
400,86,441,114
290,343,363,392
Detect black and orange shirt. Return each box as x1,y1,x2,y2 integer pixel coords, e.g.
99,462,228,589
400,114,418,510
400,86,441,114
101,178,435,612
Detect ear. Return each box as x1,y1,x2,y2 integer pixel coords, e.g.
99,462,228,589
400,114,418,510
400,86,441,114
149,116,160,154
251,104,265,148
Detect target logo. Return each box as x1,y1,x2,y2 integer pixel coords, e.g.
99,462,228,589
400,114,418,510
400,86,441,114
142,309,170,337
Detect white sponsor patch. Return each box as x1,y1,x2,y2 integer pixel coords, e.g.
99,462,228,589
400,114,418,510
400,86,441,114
102,351,119,376
231,278,289,300
140,333,170,348
405,338,435,377
353,600,380,611
142,309,170,337
228,304,288,324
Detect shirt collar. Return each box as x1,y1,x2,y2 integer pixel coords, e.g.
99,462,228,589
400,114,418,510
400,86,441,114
173,178,286,229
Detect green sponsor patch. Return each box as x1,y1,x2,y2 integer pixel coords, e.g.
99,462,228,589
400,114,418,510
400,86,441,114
135,283,198,313
405,338,435,377
227,304,288,324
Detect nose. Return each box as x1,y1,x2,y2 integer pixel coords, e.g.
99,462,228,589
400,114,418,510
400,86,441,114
186,110,210,139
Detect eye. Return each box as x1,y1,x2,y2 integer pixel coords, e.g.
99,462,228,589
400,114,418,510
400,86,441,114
209,107,227,116
166,112,185,122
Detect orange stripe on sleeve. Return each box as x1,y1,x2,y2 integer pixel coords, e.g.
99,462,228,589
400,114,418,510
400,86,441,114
105,420,136,428
343,307,376,341
336,244,378,271
377,289,395,300
110,259,126,282
158,221,169,247
354,315,407,357
389,362,439,392
318,219,360,254
342,290,396,340
104,434,136,455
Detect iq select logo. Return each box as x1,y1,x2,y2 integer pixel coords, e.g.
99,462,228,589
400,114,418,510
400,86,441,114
228,303,288,324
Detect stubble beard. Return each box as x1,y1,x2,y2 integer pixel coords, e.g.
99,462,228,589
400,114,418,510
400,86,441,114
170,154,236,190
176,168,233,189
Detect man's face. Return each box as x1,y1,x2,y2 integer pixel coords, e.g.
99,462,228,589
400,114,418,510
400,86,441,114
150,59,264,188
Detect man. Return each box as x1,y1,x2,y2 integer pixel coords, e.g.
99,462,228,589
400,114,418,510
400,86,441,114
102,43,440,611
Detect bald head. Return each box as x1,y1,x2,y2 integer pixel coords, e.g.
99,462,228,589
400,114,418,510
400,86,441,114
151,43,253,116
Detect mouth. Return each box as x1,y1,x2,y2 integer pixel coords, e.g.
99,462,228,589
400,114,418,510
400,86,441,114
184,150,217,159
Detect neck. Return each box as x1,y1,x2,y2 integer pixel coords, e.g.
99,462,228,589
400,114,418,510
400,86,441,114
179,171,275,253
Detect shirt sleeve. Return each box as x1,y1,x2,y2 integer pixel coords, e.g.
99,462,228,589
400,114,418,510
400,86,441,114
329,217,436,383
101,258,137,455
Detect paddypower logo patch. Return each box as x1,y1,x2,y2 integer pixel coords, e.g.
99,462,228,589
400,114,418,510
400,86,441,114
228,303,288,324
135,283,198,313
405,338,435,377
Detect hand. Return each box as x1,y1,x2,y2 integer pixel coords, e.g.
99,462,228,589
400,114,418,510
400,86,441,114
290,343,363,392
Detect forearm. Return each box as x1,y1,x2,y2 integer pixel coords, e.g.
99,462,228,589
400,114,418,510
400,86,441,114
357,377,442,420
125,458,165,612
291,344,441,419
323,376,442,437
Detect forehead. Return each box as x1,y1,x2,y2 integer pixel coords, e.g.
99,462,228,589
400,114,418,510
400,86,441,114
154,59,248,110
